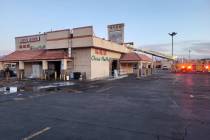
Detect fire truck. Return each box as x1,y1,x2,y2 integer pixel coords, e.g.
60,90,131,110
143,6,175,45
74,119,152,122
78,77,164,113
172,60,210,73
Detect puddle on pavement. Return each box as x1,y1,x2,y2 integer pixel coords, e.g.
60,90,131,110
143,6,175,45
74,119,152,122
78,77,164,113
0,87,18,95
0,81,75,95
36,82,74,90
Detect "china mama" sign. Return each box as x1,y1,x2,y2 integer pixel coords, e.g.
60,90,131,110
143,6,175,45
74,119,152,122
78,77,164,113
20,36,40,43
91,55,111,62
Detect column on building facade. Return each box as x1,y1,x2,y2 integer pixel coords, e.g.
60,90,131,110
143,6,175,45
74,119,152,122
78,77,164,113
151,56,155,74
117,60,120,76
151,62,154,75
143,62,147,76
0,62,3,71
148,63,151,76
140,61,143,77
146,63,149,76
141,62,144,76
153,61,156,73
19,61,24,80
42,60,48,80
136,61,140,78
0,62,4,79
61,59,68,80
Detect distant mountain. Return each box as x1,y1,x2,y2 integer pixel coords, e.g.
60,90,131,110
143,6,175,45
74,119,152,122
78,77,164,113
0,50,13,57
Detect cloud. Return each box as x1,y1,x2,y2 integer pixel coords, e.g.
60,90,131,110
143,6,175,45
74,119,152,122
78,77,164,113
138,40,210,59
0,49,13,56
191,42,210,54
140,43,171,52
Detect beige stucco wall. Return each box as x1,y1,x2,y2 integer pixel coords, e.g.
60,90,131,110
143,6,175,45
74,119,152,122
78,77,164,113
24,63,32,78
90,48,122,79
71,47,127,80
46,30,70,49
46,39,69,49
73,26,93,37
72,48,91,79
93,37,129,53
120,63,134,75
47,30,69,39
72,37,93,48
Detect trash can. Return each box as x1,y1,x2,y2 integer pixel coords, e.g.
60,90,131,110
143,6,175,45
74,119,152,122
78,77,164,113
70,72,74,79
73,72,81,80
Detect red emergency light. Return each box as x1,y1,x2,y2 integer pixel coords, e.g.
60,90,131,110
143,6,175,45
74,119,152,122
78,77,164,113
187,66,192,69
181,66,185,69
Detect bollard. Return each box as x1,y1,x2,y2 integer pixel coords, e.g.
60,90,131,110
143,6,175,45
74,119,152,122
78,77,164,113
55,71,57,81
44,73,47,80
20,71,23,80
79,74,82,81
64,74,66,81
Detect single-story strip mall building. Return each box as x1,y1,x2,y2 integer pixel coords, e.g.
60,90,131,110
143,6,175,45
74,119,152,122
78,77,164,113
0,23,153,80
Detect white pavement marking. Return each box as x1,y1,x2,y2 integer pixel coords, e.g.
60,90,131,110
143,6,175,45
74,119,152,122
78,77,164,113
96,87,114,93
169,97,179,108
172,100,179,108
22,127,51,140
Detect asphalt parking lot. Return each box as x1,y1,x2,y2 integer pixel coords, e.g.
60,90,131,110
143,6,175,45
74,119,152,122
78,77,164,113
0,71,210,140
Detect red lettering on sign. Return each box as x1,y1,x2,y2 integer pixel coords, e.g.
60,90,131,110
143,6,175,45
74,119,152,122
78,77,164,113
20,36,40,43
29,37,40,42
95,49,107,55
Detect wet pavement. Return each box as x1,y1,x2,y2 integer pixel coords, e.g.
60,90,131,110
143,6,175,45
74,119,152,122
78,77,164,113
0,71,210,140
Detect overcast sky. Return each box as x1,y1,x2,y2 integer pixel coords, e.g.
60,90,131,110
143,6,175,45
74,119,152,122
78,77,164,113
0,0,209,58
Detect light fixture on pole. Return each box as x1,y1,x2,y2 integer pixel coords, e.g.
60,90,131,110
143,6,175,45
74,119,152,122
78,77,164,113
168,32,177,57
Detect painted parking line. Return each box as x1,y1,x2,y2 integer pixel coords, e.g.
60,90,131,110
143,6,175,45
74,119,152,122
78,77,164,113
96,87,114,93
22,127,51,140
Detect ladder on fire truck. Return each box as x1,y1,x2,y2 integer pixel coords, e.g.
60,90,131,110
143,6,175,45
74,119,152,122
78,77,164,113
133,48,175,60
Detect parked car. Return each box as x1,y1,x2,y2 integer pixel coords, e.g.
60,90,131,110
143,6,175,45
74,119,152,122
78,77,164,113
162,65,170,70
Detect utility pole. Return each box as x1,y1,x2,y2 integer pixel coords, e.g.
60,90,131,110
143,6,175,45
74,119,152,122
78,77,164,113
168,32,177,57
189,49,191,60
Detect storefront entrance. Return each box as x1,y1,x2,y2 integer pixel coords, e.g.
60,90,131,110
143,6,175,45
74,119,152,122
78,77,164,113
111,60,118,76
48,61,61,79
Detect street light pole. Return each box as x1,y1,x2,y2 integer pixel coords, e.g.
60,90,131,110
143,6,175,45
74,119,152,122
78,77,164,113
168,32,177,57
189,49,191,60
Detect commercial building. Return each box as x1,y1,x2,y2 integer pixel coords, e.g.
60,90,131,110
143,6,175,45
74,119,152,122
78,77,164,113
0,24,152,80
